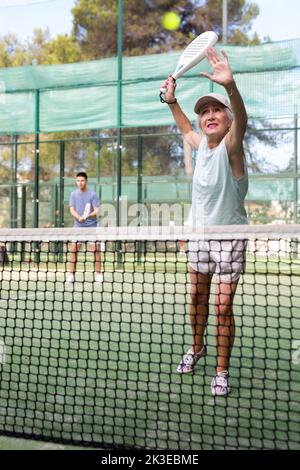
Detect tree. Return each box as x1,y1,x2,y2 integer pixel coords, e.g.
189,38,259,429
0,34,27,67
46,35,81,64
72,0,260,60
0,1,261,65
0,29,80,67
0,0,270,198
70,0,261,177
187,0,260,45
27,29,81,65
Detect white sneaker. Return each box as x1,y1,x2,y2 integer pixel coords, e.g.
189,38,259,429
66,273,75,284
95,273,103,283
211,371,230,396
177,346,207,374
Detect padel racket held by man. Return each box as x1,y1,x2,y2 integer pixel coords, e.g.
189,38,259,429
160,31,218,103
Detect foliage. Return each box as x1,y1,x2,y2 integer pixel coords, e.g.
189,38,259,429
0,29,81,67
0,0,273,189
0,0,260,67
72,0,260,59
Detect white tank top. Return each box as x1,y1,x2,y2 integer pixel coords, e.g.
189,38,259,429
188,136,248,226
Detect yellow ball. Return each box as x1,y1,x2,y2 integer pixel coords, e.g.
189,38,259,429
161,12,181,31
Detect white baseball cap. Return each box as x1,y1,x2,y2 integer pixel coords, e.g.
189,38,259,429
194,93,232,115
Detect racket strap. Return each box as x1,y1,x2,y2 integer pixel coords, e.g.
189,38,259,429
159,92,177,104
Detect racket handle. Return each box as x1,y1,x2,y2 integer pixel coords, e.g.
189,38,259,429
160,76,176,94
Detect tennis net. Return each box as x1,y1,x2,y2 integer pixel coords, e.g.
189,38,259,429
0,225,299,450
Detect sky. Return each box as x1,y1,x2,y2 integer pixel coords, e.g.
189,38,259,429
0,0,299,42
0,0,76,39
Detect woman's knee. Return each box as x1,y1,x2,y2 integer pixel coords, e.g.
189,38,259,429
190,292,210,306
215,302,233,316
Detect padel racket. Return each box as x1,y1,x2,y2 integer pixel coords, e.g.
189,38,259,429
160,31,218,95
83,203,91,219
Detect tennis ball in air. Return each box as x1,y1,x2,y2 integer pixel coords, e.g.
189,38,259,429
161,12,181,31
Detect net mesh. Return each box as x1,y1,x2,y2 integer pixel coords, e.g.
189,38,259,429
0,225,299,450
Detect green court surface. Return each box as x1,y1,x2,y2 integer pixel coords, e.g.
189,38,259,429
0,435,94,450
0,252,299,450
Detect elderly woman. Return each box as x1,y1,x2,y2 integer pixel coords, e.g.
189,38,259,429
161,48,248,396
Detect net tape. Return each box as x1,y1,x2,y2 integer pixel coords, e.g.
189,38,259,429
0,224,300,242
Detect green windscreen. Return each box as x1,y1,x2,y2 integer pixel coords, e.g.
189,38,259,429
0,38,299,134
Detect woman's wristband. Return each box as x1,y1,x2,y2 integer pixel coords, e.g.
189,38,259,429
159,92,177,104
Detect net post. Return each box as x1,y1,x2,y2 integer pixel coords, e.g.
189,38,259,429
58,140,65,263
293,113,299,258
52,183,59,262
10,134,18,229
54,184,59,227
10,135,18,255
97,137,101,187
20,185,27,263
33,89,40,263
137,135,143,265
116,0,123,267
59,140,65,228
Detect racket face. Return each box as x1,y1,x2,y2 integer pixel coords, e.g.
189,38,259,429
159,31,217,94
83,203,91,218
173,31,218,78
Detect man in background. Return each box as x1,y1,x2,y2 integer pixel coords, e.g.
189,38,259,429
66,172,103,284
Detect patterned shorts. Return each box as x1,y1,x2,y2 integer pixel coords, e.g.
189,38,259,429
188,239,247,283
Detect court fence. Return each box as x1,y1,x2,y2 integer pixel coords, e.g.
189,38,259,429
0,38,300,228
